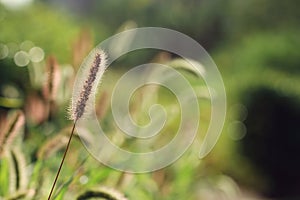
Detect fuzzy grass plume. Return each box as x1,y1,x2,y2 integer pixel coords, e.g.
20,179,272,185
0,110,25,157
43,55,61,102
71,49,107,121
47,48,107,200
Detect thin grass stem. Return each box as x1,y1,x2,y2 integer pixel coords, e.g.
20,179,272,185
47,121,76,200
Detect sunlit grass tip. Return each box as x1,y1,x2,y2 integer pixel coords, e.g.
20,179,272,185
70,48,107,121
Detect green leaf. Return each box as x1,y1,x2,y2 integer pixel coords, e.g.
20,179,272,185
0,157,10,196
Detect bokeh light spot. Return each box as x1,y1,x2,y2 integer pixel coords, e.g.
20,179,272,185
14,51,30,67
20,40,35,51
7,42,19,58
227,121,247,141
29,47,44,63
0,43,9,59
230,103,248,121
2,84,20,98
79,175,89,185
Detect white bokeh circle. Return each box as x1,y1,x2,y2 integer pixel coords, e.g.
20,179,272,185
73,27,226,173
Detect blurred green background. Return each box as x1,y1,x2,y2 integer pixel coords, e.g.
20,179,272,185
0,0,300,199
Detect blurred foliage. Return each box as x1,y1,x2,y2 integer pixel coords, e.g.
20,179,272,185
0,3,79,62
0,0,300,199
225,0,300,37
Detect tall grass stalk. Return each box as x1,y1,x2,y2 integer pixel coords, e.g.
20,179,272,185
47,49,107,200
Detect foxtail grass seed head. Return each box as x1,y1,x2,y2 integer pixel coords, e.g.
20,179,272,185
48,49,107,200
43,55,60,101
71,49,107,121
77,187,128,200
0,110,25,156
